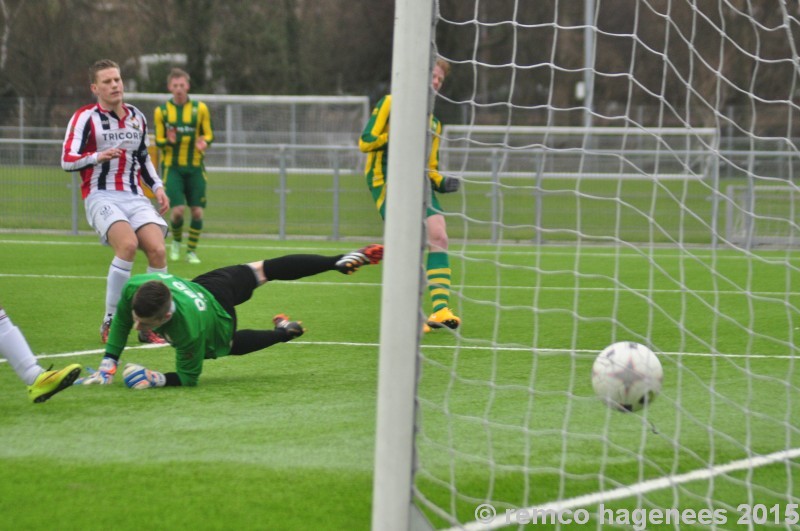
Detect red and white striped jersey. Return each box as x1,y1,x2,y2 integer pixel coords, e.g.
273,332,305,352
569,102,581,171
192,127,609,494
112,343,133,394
61,103,163,199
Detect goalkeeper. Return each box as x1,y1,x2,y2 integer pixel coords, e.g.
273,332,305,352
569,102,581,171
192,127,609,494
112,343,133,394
75,245,383,389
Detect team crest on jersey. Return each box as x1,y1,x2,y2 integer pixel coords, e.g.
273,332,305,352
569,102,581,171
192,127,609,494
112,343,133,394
130,116,140,130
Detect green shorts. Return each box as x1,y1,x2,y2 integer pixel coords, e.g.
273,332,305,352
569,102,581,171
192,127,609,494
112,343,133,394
164,166,207,208
367,177,442,220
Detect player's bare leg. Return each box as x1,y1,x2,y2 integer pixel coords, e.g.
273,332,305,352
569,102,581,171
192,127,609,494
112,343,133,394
134,223,168,344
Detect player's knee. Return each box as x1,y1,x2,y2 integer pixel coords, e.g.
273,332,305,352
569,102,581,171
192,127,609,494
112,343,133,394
247,262,267,285
428,231,449,251
115,239,138,260
144,245,166,267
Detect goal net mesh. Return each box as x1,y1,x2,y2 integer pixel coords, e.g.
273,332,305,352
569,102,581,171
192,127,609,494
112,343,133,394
409,2,800,529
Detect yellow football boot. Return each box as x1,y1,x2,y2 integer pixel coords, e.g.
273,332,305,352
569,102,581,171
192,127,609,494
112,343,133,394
426,308,461,330
28,363,82,403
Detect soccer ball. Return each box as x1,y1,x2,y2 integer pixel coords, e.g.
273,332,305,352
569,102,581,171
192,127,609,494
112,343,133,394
591,341,663,412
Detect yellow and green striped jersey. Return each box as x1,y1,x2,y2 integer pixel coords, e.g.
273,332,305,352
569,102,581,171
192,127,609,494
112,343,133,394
154,99,213,167
358,94,445,190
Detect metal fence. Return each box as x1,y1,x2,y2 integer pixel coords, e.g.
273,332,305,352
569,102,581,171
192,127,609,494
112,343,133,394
2,135,799,245
0,138,378,240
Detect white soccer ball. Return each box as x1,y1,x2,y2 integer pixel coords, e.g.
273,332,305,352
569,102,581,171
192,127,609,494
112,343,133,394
591,341,663,412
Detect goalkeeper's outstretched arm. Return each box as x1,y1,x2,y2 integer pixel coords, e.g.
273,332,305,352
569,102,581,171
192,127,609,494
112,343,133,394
75,296,135,385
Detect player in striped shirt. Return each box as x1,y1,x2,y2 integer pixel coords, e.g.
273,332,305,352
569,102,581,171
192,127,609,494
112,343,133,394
61,59,170,345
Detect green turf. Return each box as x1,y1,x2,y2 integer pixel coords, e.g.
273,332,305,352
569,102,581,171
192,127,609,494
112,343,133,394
0,235,798,530
0,236,382,530
0,164,764,243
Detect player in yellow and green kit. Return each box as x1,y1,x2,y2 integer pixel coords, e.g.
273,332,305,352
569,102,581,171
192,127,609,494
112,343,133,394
155,68,213,264
74,244,383,388
359,58,461,333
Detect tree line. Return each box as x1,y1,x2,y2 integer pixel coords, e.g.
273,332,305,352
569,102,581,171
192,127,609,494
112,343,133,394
1,0,798,134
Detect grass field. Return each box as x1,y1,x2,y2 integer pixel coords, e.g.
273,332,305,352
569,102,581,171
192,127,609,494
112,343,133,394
0,163,761,244
1,234,799,530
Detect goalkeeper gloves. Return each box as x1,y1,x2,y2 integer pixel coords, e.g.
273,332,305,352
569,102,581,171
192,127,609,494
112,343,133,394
123,363,167,389
74,356,117,385
437,176,461,193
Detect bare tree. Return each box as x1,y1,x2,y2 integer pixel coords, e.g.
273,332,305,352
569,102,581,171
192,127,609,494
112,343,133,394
0,0,22,74
298,0,394,97
212,3,290,93
0,0,147,127
0,0,796,135
175,0,214,92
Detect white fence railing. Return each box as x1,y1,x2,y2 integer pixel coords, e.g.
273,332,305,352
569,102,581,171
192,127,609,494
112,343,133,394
2,137,800,245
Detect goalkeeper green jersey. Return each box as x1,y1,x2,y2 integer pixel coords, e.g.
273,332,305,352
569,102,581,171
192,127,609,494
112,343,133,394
154,98,213,167
105,273,234,386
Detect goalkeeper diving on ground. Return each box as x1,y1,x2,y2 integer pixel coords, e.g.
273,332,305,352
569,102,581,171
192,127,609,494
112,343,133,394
74,245,383,389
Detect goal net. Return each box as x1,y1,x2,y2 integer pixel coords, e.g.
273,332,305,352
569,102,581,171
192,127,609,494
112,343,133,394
726,185,800,248
441,125,719,181
372,1,800,530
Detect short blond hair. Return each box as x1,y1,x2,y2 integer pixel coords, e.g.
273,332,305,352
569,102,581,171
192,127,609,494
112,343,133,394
167,67,190,84
90,59,120,83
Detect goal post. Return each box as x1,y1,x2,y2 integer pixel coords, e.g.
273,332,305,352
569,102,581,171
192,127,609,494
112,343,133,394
370,0,436,530
374,2,800,531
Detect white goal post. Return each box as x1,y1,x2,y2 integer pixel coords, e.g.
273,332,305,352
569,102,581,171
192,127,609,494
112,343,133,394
373,2,800,531
370,0,436,530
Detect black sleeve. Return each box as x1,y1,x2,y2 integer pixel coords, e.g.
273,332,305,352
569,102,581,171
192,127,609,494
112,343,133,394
164,372,183,387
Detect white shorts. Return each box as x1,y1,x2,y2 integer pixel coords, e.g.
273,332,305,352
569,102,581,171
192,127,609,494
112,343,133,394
85,191,168,245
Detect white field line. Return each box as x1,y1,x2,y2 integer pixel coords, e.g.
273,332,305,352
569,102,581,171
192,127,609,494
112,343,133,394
2,243,797,362
2,238,799,296
1,272,797,299
7,238,796,529
3,238,800,262
447,447,800,531
1,341,794,364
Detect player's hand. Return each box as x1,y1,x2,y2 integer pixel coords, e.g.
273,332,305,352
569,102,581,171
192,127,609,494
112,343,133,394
97,148,122,163
166,127,177,144
154,188,170,215
123,363,166,389
440,176,461,193
195,137,208,152
75,356,117,385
